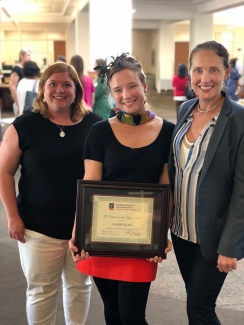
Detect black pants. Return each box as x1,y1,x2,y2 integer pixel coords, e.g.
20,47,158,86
171,232,228,325
93,277,151,325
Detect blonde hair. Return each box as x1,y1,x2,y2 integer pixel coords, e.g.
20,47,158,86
19,48,31,61
32,62,90,121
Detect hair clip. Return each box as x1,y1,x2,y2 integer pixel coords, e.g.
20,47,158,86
93,52,132,83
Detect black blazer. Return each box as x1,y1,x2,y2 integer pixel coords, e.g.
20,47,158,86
168,93,244,261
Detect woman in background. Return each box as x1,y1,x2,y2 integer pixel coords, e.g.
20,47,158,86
16,60,40,115
92,58,111,119
172,63,188,113
226,58,241,101
9,48,31,116
70,55,95,109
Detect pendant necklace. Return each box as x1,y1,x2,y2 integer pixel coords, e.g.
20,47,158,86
57,125,65,137
198,97,222,113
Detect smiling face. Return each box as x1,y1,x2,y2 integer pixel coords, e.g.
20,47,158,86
189,50,230,102
43,72,76,114
109,69,147,115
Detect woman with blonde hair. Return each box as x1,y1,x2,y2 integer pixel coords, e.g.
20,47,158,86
0,63,101,325
9,48,31,116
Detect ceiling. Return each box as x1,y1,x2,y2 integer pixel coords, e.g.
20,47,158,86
0,0,244,26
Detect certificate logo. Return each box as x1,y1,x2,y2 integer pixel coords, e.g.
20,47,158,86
109,203,114,210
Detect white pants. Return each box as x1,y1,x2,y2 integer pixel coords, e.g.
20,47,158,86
18,229,92,325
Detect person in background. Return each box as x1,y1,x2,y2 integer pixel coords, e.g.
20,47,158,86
0,63,102,325
55,55,67,63
16,61,40,115
234,57,243,75
70,55,95,109
92,58,111,119
168,40,244,325
172,63,188,113
9,48,31,116
70,53,174,325
40,58,49,73
226,58,241,101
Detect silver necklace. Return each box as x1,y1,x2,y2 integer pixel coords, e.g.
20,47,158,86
198,97,221,113
57,125,65,137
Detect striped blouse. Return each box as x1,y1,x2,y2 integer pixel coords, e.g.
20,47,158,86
171,112,219,243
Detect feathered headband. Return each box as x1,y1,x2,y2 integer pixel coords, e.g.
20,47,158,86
94,52,140,83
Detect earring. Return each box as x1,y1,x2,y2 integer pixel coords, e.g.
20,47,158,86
144,95,147,105
43,98,46,103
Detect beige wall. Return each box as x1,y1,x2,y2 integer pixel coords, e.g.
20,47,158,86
0,22,243,77
214,26,244,65
0,23,68,68
132,29,158,74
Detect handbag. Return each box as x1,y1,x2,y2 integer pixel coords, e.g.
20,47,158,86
23,80,38,113
185,84,195,100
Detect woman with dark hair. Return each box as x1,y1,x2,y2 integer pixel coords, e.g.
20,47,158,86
16,61,40,115
9,48,31,116
55,55,67,63
70,53,174,325
92,58,111,119
0,63,102,325
70,55,95,108
172,63,188,113
168,40,244,324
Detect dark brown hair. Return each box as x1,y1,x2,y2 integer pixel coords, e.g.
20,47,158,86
70,55,84,87
95,53,146,87
189,41,229,70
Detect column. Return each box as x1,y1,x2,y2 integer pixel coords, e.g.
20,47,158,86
75,10,90,74
157,23,174,92
89,0,132,69
190,13,213,51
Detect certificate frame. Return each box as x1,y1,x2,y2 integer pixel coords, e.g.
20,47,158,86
75,180,170,259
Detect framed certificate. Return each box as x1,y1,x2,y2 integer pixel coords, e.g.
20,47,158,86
75,180,170,258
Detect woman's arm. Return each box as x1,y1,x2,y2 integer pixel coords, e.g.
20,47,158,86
217,134,244,272
91,92,95,108
148,164,173,263
0,125,25,242
9,72,20,113
160,163,173,251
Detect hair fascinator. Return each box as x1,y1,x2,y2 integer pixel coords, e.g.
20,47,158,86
94,52,140,83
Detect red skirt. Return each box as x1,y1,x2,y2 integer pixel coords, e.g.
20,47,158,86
77,256,158,282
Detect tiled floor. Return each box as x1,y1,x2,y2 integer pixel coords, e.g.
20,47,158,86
0,90,243,325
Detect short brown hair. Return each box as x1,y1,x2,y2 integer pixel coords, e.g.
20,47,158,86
33,62,89,122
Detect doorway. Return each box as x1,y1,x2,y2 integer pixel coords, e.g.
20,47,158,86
174,42,189,75
54,41,66,62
